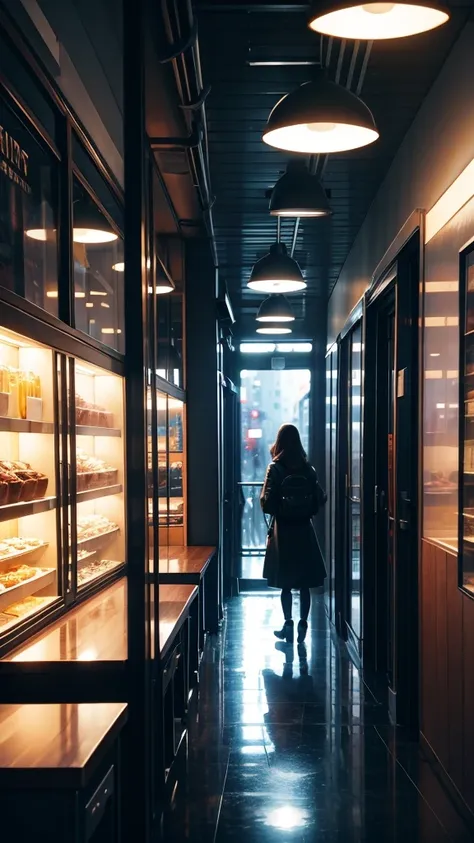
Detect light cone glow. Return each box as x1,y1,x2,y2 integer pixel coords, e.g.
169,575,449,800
309,2,449,39
249,278,306,294
25,229,53,241
263,122,378,154
73,228,118,244
256,325,292,335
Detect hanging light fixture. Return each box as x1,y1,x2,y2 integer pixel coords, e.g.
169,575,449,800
72,198,118,244
256,295,295,323
270,161,332,217
154,259,175,295
256,321,293,335
262,73,378,154
248,243,306,294
308,0,449,40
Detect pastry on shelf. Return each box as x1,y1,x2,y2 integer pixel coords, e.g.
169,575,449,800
76,450,118,491
0,537,46,560
77,514,119,541
3,595,51,617
0,460,49,504
0,564,38,591
77,557,120,586
75,393,114,428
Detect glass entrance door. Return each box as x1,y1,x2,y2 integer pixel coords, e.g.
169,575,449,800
239,368,311,582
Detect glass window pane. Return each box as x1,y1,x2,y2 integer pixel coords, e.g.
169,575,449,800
74,360,125,590
0,95,58,316
239,368,311,554
0,326,60,639
73,177,124,352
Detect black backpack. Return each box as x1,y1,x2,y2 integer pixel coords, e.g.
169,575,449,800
275,463,315,521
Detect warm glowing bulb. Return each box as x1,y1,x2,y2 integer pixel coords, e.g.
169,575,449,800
101,302,110,308
362,2,395,11
46,291,58,298
309,2,449,40
307,122,336,133
86,302,94,308
73,228,118,244
112,262,124,271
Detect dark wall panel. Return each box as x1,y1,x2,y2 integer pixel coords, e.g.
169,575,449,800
447,552,464,790
185,239,219,546
421,539,474,814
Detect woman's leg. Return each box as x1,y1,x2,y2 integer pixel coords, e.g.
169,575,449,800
281,588,293,621
299,587,311,622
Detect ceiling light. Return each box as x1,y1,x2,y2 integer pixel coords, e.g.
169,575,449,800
90,290,107,296
262,73,378,154
256,322,293,335
269,160,332,217
73,197,118,244
257,295,295,323
25,228,55,241
308,0,449,40
112,262,124,271
248,243,306,294
86,302,94,308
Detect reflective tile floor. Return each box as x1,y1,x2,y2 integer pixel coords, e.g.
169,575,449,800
164,591,474,842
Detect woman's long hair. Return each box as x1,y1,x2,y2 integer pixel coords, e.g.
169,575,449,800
270,423,307,470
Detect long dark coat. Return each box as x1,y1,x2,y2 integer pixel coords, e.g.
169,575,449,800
260,460,326,590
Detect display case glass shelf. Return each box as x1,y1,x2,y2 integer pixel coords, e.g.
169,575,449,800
460,248,474,593
152,391,186,553
73,360,125,591
0,325,59,637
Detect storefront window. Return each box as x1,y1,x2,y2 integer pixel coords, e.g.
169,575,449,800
0,95,58,316
73,177,124,353
422,195,474,551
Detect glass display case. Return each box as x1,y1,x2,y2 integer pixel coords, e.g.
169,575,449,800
0,326,58,636
156,392,185,549
460,247,474,592
73,359,125,590
0,320,126,649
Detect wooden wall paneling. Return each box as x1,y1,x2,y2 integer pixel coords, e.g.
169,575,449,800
435,544,449,770
421,540,437,746
446,550,464,793
462,594,474,813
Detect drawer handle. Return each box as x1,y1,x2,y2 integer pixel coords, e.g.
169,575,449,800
85,765,115,840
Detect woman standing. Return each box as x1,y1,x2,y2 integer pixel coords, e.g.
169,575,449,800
260,423,326,644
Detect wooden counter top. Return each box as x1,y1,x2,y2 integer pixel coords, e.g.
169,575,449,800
6,580,127,663
158,546,215,582
0,701,128,788
159,584,198,657
4,579,199,665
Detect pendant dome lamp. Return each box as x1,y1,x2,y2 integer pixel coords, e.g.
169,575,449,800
269,160,332,218
72,198,118,244
257,294,295,323
262,72,378,154
154,259,175,295
256,321,293,335
248,242,306,294
308,0,449,40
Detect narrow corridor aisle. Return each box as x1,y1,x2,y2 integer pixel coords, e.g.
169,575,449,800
164,592,473,842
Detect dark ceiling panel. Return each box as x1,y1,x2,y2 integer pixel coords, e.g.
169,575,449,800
195,0,471,337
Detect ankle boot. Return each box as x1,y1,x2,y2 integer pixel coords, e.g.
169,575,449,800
274,620,294,643
297,620,308,644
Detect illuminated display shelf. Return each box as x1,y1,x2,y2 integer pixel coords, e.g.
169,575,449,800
0,324,126,643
